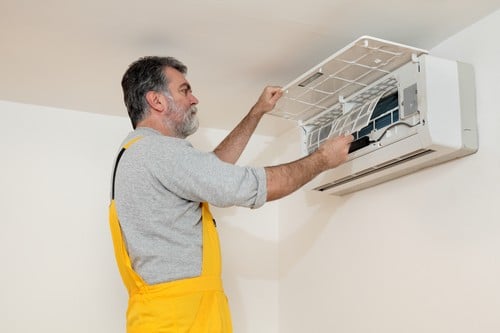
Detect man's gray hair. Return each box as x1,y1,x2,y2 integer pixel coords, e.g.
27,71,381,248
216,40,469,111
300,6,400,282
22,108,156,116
121,56,187,128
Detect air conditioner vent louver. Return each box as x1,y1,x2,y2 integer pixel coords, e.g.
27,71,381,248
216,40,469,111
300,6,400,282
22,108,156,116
315,149,434,192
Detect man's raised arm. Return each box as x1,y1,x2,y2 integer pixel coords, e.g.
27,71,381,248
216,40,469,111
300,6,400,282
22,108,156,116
213,86,282,164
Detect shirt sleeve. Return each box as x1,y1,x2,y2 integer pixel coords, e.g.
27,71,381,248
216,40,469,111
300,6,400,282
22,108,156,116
146,136,267,209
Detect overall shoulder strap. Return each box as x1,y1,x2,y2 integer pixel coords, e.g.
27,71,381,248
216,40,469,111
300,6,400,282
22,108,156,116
111,136,143,200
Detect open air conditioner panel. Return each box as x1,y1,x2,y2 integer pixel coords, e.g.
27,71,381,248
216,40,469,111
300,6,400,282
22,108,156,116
269,36,427,123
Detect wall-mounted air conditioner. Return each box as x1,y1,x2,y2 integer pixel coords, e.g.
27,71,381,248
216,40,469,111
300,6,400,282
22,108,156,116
269,36,478,195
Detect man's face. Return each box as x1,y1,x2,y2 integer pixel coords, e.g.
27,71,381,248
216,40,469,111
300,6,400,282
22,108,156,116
166,96,199,138
163,67,200,138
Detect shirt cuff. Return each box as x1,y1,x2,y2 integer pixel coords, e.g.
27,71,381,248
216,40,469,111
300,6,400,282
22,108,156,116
251,167,267,209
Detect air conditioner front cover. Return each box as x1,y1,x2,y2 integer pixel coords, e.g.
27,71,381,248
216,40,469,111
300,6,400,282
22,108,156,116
269,36,427,123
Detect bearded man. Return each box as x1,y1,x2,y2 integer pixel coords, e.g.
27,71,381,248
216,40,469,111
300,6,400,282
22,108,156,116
109,56,352,332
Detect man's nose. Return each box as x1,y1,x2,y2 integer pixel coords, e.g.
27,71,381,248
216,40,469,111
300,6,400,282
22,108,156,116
190,93,199,105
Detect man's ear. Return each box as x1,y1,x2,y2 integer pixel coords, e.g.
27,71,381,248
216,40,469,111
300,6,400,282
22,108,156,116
145,91,168,113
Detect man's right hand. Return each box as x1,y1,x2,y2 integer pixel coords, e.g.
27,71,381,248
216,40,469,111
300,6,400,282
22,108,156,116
265,134,354,202
316,134,354,169
251,86,283,117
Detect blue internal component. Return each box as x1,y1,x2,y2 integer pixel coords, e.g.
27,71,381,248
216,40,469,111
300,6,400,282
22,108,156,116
358,122,374,138
346,91,400,154
393,109,399,122
375,113,392,129
371,92,398,119
355,91,399,140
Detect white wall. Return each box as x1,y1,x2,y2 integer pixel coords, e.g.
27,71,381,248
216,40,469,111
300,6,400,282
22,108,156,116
277,9,500,333
0,102,131,332
0,102,279,333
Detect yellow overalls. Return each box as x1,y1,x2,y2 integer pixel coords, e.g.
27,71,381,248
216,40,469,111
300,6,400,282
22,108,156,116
109,137,233,333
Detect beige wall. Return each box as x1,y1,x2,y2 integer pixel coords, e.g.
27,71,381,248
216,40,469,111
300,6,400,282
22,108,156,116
277,9,500,333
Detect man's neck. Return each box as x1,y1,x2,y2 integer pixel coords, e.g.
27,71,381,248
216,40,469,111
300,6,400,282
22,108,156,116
136,118,173,137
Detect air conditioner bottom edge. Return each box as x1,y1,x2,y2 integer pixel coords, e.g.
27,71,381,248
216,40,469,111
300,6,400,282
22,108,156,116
306,134,475,196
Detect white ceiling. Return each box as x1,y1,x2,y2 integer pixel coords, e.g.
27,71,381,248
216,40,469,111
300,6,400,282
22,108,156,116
1,0,499,136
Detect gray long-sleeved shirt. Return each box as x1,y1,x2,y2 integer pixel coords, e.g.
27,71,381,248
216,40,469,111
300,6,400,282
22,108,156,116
113,127,267,284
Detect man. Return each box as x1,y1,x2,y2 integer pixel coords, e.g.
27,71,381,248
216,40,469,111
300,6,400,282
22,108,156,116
109,56,353,332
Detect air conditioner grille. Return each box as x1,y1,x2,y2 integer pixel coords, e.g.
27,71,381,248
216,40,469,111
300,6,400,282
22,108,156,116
269,36,427,122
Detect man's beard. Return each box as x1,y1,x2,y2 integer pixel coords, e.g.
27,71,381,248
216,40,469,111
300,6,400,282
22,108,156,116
164,98,199,138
